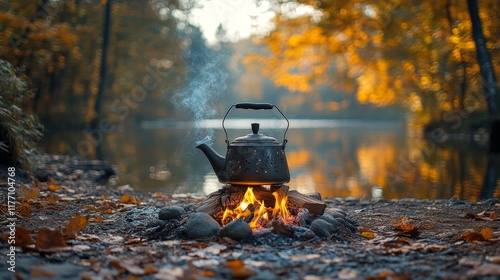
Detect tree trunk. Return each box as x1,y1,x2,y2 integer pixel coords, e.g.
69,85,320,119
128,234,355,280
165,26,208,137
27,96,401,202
468,0,500,198
467,0,500,152
91,0,112,160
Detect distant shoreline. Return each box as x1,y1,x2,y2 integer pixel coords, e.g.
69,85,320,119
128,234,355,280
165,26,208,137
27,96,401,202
140,118,404,130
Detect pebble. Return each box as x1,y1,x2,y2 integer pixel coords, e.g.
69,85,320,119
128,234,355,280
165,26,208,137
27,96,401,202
325,207,347,217
318,214,340,230
186,212,221,240
146,220,166,230
158,206,186,220
218,219,253,241
309,219,336,238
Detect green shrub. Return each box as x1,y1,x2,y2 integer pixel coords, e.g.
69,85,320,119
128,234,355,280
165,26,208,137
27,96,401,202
0,59,43,171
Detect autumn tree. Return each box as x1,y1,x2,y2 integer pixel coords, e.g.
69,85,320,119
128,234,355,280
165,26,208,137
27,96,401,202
0,0,189,126
244,0,500,129
467,0,500,152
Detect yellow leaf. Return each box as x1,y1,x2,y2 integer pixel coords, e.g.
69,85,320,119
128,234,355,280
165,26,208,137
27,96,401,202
481,228,493,241
362,231,376,239
48,184,60,191
63,214,88,239
226,259,255,278
121,193,141,205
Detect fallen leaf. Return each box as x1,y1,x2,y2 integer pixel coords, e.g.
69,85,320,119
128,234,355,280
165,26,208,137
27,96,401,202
63,214,88,239
47,184,61,191
465,210,499,221
19,185,40,200
361,231,376,239
481,228,493,240
15,227,35,247
35,228,67,250
1,227,34,247
120,193,141,205
393,217,419,238
457,228,494,242
153,192,169,199
226,259,255,279
19,203,31,217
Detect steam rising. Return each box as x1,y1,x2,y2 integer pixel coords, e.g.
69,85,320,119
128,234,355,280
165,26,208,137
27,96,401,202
174,46,229,147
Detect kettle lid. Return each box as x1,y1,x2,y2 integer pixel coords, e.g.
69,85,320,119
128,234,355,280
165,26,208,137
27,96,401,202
232,123,280,144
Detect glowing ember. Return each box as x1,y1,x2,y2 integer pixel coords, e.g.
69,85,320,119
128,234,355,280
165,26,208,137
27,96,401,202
221,187,292,229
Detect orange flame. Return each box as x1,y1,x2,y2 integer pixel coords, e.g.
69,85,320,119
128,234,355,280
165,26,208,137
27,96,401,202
221,187,291,229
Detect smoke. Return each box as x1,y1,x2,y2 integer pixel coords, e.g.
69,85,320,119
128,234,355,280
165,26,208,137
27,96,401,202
174,44,230,147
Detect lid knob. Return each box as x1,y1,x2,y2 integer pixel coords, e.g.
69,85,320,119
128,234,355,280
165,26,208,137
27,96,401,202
251,123,260,134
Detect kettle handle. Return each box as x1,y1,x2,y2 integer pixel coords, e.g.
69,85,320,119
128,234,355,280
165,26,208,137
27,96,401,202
222,102,289,147
235,102,273,110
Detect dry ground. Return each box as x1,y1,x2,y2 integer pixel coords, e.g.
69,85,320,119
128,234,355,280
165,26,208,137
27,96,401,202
0,156,499,280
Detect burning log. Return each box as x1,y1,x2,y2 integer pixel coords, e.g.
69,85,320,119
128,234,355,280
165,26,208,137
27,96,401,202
196,185,326,226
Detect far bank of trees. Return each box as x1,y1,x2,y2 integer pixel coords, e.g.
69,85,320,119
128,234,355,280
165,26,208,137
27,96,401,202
244,0,500,130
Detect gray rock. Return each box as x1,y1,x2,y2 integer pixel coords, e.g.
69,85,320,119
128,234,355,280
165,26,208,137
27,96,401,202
325,207,347,218
158,206,186,220
218,219,253,241
309,219,335,238
306,192,322,201
186,212,221,239
146,220,166,229
318,214,340,229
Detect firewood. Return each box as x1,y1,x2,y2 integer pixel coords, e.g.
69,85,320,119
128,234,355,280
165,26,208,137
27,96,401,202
286,190,326,216
196,185,326,218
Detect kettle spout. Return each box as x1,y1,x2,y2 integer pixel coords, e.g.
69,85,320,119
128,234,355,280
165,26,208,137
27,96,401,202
196,143,225,175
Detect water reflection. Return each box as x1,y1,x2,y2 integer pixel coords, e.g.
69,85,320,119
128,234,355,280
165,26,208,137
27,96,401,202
41,119,499,201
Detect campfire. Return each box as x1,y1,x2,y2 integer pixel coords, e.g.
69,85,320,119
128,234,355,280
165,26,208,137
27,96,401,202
197,184,326,230
196,103,326,231
221,186,289,229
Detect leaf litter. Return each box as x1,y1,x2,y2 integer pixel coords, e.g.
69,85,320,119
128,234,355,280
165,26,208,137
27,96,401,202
1,156,499,279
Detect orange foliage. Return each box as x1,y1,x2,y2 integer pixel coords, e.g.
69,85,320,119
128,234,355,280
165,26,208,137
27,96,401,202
243,0,500,117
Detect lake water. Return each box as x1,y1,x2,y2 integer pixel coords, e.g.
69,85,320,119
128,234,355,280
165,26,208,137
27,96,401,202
41,119,499,201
